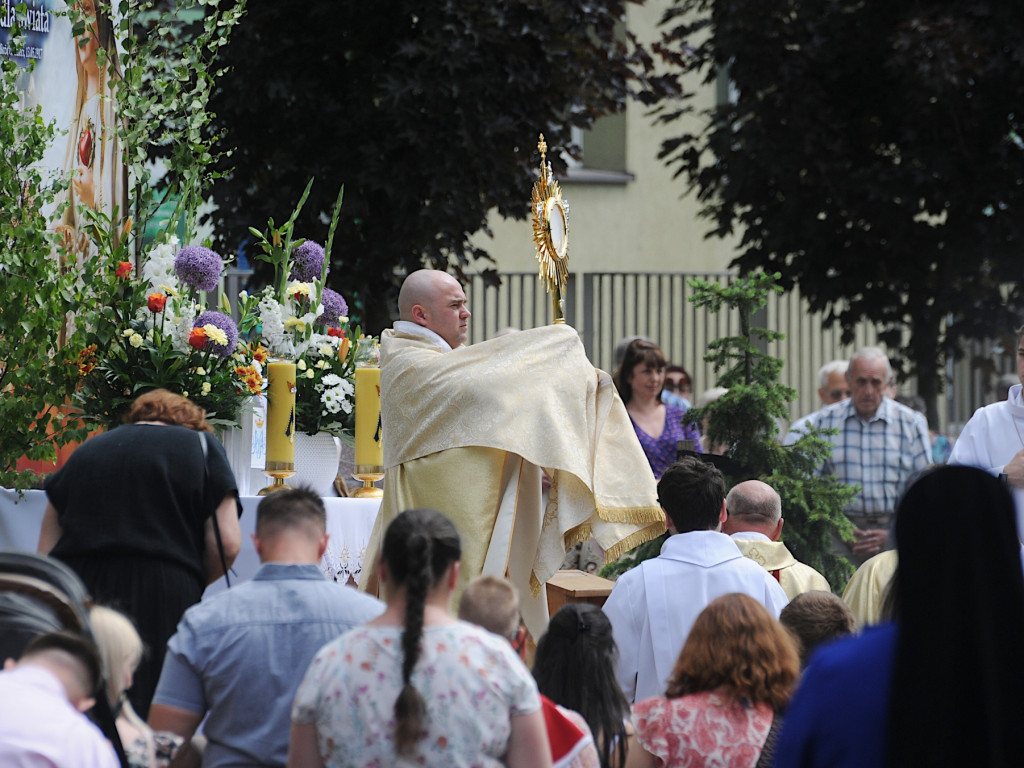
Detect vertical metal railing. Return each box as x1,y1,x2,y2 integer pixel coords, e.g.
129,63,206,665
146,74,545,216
233,265,1014,432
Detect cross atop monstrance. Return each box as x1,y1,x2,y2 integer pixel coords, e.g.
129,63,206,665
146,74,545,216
531,133,570,324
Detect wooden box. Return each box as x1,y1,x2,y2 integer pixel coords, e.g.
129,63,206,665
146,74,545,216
546,569,615,617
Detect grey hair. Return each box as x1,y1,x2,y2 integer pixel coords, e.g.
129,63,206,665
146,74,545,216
818,360,849,389
726,481,782,526
848,347,893,383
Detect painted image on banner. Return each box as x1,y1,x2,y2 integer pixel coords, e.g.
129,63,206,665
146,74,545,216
1,0,128,256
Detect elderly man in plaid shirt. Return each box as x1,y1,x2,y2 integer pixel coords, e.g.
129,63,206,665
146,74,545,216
809,347,931,564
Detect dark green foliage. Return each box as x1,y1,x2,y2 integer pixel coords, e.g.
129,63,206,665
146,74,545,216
649,0,1024,426
686,272,857,589
0,23,90,489
206,0,660,332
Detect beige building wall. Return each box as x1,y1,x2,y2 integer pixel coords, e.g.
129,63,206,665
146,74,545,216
473,2,737,276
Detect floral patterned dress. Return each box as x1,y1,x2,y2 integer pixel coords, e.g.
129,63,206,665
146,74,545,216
630,403,702,479
292,622,540,767
632,691,774,768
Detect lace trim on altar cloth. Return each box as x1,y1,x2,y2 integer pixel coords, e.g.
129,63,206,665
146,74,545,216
320,540,368,586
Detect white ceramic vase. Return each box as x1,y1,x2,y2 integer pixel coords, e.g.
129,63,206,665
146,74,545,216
293,432,341,497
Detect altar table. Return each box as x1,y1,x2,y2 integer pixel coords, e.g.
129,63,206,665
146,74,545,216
0,489,380,597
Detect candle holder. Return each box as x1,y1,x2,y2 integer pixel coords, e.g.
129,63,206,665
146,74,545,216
260,357,297,495
258,470,295,496
352,465,384,498
353,338,384,498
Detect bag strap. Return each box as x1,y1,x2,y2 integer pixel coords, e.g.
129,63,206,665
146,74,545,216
754,712,783,768
199,432,231,588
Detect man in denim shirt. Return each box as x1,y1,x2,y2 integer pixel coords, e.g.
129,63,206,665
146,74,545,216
148,488,384,767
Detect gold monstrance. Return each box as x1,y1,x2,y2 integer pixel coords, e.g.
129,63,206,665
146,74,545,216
531,134,570,323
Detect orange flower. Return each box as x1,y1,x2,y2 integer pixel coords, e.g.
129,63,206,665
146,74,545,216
115,261,132,279
252,345,269,365
339,337,350,361
77,344,98,376
188,327,207,351
147,293,167,312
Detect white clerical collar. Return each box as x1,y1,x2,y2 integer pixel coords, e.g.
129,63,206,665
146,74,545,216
1009,384,1024,410
393,320,453,352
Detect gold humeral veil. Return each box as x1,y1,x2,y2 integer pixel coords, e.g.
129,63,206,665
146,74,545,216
362,322,664,637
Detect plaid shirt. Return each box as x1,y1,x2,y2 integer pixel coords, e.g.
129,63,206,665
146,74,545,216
810,397,931,517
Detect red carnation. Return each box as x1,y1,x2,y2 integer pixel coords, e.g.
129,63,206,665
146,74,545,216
326,327,343,338
116,261,133,279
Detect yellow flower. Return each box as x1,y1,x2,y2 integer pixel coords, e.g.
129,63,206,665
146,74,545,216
201,382,212,395
284,317,307,332
129,333,144,348
319,345,334,357
286,281,312,299
122,328,134,338
315,359,329,370
195,367,207,376
305,369,314,379
297,359,307,371
202,324,229,346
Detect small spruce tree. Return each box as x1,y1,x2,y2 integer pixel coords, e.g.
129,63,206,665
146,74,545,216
601,271,857,591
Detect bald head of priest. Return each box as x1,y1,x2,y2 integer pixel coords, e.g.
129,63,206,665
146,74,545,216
397,269,471,350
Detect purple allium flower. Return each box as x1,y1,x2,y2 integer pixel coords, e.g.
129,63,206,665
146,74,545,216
316,288,349,328
290,241,328,283
193,310,239,358
174,246,223,292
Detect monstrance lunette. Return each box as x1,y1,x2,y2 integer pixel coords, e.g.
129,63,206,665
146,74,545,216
531,133,570,323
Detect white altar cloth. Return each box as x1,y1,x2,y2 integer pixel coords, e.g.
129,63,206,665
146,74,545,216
0,489,380,597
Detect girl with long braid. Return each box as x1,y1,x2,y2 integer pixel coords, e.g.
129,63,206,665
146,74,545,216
288,509,551,768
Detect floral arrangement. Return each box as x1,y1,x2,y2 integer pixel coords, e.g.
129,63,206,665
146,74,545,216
69,216,265,429
236,182,363,441
64,181,365,439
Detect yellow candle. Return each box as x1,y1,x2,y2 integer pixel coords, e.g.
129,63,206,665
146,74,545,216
354,366,382,470
265,360,296,471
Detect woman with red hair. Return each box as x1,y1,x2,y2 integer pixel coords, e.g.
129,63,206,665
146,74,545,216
625,593,800,768
38,389,241,719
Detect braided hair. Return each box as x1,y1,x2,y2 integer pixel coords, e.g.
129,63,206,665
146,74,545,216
381,508,461,757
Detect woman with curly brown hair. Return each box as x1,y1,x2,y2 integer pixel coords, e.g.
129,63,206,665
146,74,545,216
38,389,241,719
625,593,800,768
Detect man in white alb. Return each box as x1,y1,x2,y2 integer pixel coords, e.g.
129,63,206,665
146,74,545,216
602,457,789,703
949,325,1024,537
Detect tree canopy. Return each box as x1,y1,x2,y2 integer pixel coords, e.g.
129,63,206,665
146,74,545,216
651,0,1024,424
207,0,659,332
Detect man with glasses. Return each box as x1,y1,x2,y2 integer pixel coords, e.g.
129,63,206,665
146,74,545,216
809,348,930,564
783,360,852,445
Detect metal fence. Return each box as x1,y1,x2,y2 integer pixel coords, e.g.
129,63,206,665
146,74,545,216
227,264,1012,431
467,271,1012,431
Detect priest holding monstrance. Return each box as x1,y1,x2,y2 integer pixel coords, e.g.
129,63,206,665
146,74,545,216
361,137,664,639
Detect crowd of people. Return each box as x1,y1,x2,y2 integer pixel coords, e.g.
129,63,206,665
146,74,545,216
3,269,1024,768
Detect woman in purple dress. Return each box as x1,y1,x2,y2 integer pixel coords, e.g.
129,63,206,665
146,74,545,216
614,339,701,479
